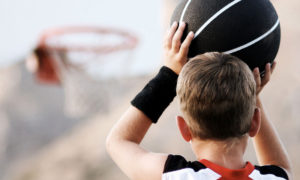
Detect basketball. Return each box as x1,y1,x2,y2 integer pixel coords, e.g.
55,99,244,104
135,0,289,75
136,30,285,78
171,0,281,72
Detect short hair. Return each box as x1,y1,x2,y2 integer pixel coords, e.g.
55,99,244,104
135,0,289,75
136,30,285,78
177,52,256,140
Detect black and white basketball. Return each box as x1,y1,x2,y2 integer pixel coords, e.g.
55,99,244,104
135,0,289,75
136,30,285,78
171,0,281,72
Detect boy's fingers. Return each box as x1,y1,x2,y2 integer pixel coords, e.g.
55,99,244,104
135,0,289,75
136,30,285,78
165,22,178,49
172,22,186,51
253,67,261,88
261,63,271,86
180,31,194,57
271,61,276,74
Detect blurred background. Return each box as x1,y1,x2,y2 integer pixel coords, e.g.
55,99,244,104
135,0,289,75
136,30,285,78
0,0,299,179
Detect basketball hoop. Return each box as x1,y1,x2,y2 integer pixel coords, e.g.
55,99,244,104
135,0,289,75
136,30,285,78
29,26,138,118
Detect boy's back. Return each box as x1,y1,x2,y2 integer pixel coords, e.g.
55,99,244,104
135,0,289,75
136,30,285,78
106,22,292,180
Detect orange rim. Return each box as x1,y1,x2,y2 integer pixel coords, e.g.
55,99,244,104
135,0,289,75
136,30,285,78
38,26,139,54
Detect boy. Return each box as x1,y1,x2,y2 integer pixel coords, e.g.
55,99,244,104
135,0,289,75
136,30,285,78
106,22,292,179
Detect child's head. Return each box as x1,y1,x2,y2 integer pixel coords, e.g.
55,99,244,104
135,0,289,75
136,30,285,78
177,52,256,140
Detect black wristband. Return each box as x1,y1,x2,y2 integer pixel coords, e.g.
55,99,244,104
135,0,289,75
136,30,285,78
131,66,178,123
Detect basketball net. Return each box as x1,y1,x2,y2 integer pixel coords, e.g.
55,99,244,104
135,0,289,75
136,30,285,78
32,26,138,118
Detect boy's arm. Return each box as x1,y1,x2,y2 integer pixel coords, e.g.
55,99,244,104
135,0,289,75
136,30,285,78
252,63,292,178
106,22,194,180
106,106,167,180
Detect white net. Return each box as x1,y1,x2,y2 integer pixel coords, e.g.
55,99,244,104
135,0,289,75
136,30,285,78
44,28,137,118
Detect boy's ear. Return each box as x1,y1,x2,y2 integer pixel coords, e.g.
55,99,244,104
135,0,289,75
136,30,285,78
176,116,192,142
249,108,261,137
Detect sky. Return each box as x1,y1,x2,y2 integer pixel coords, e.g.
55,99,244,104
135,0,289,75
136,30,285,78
0,0,163,75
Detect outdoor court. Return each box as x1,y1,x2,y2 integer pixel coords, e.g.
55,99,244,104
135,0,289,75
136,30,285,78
0,0,299,179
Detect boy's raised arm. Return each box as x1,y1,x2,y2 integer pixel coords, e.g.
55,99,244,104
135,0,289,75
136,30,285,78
106,106,167,180
252,63,292,179
106,22,194,180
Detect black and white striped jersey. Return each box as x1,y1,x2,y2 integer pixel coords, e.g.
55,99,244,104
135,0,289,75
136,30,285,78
162,155,288,180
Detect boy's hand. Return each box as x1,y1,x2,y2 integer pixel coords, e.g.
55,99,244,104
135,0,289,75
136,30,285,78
253,62,277,96
163,22,194,75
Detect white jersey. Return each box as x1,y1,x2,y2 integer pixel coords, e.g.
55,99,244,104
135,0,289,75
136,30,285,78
162,155,288,180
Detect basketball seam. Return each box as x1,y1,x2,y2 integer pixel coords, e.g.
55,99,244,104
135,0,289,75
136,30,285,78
224,19,280,54
194,0,243,38
180,0,192,23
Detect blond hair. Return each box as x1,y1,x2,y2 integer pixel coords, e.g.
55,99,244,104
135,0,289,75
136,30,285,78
177,52,256,140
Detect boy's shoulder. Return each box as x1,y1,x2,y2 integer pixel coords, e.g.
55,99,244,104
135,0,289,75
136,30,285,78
162,154,289,180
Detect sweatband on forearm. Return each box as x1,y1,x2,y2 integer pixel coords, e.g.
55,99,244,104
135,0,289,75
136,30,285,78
131,66,178,123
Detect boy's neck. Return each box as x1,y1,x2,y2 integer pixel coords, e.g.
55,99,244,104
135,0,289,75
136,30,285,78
191,136,249,169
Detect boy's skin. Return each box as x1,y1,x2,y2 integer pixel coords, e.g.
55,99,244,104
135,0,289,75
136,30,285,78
106,22,292,180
